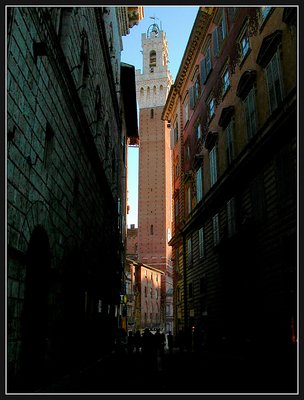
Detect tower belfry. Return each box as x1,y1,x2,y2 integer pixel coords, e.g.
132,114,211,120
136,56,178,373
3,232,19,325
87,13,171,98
135,21,173,332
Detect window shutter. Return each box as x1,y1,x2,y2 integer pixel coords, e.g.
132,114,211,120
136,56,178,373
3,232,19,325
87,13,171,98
249,90,256,135
222,10,227,39
189,86,195,110
200,58,207,85
228,7,236,23
273,52,282,105
170,127,174,149
196,167,203,202
266,62,275,112
213,28,219,57
244,96,251,139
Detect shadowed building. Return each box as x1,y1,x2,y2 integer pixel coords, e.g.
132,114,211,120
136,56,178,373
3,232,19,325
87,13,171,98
162,6,297,389
7,6,143,392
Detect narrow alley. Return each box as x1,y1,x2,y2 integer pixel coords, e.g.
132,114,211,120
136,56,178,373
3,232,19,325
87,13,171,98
35,341,296,394
6,6,298,396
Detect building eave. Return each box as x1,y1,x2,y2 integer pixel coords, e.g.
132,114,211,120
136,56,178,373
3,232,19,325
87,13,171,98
162,7,214,122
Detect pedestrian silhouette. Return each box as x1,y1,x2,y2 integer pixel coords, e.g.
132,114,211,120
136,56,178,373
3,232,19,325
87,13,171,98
127,331,134,354
142,328,157,373
167,331,173,354
134,330,142,353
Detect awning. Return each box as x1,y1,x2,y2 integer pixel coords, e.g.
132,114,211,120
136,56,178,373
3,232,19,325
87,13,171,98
121,62,139,145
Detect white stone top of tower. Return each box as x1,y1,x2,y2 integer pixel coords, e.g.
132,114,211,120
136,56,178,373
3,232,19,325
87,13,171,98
135,22,173,109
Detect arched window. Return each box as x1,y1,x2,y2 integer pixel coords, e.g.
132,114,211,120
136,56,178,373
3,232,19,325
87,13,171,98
140,87,144,96
95,85,102,120
153,85,156,95
112,149,116,181
80,29,89,77
150,109,154,119
149,50,156,67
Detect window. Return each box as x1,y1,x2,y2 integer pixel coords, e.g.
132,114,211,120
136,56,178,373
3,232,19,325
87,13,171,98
185,102,189,123
240,29,250,60
150,287,153,298
213,213,220,246
208,97,215,120
260,6,271,21
225,121,234,165
145,286,147,297
44,122,55,168
243,87,257,139
222,67,230,95
227,197,236,237
213,10,227,57
151,109,154,119
175,162,179,179
200,45,212,85
177,286,181,302
187,186,192,215
228,7,237,23
80,29,90,94
200,274,207,294
196,167,203,203
174,199,179,223
196,123,201,140
151,273,153,280
199,227,205,258
265,51,283,113
186,144,191,160
209,147,217,186
174,121,179,143
175,248,179,272
188,283,193,298
149,50,156,67
190,74,201,109
150,224,154,235
187,237,192,266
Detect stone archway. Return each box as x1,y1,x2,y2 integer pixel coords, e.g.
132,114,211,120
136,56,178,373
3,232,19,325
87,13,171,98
20,225,51,390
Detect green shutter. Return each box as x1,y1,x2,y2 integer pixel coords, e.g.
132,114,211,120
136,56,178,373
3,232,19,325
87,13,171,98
189,86,195,110
213,28,219,57
200,58,207,85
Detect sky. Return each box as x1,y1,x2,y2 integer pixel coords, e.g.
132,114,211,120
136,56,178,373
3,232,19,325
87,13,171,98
122,6,199,228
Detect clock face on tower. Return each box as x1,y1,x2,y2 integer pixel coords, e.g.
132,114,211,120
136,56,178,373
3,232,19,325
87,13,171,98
147,23,160,38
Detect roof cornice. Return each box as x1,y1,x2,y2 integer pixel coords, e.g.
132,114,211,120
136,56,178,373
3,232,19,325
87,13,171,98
162,7,215,121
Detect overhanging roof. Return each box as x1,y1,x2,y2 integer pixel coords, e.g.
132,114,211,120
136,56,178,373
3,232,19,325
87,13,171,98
121,62,139,142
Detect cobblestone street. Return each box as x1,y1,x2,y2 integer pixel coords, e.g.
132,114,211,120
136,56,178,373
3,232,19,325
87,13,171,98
35,346,297,394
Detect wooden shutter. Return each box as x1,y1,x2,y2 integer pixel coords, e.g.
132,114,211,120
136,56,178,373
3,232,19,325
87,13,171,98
200,58,207,85
213,28,219,57
189,86,195,110
222,9,227,39
266,61,276,112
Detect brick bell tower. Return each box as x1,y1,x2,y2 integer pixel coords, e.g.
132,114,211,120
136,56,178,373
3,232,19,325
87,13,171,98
135,20,173,332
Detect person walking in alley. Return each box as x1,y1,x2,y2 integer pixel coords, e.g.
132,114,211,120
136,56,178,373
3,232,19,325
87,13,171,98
167,331,173,354
127,331,135,354
134,330,142,353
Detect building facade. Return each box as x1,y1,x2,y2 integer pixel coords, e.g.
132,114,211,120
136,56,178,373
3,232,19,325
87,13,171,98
135,21,174,333
6,6,143,391
126,225,138,261
162,5,297,369
125,258,163,332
